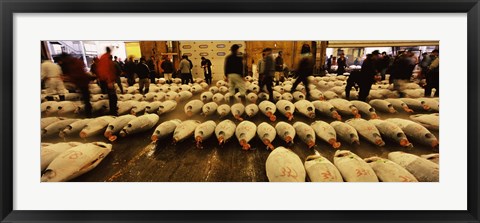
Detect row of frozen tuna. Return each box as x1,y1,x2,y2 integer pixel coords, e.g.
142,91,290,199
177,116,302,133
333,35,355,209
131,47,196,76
41,114,160,141
266,148,439,182
41,141,112,182
150,117,438,151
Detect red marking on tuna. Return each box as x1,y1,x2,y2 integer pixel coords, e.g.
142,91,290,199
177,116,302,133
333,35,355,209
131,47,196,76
356,168,370,177
322,171,334,180
279,167,298,178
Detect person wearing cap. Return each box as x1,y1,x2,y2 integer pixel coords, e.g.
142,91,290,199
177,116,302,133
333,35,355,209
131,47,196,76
291,44,314,99
224,44,246,103
424,49,439,97
259,48,275,102
201,56,213,85
178,55,191,85
275,51,284,84
358,50,380,101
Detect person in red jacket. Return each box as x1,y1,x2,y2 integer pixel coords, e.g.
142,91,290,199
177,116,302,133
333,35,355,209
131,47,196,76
57,53,95,117
96,47,118,115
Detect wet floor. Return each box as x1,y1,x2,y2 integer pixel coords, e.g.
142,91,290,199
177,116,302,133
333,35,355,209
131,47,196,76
41,86,439,182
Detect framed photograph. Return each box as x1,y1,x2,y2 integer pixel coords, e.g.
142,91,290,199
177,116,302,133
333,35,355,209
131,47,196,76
1,0,479,222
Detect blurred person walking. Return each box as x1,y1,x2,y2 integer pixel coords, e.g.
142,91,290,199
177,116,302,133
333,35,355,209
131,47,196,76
58,53,95,117
275,51,284,85
136,57,151,94
112,55,124,94
147,56,157,84
179,55,191,85
124,56,136,87
390,51,416,97
291,44,314,99
161,56,174,84
420,52,432,80
424,49,439,97
186,56,194,84
337,53,347,76
201,57,213,85
41,57,66,101
259,48,275,102
224,44,246,104
358,50,380,102
378,52,390,80
96,47,119,116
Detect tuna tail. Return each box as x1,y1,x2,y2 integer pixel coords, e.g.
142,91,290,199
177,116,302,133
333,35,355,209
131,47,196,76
285,136,293,144
403,106,414,113
104,131,112,138
195,136,203,149
332,111,342,121
370,113,379,119
328,138,341,149
263,139,274,150
286,112,294,121
399,138,412,148
423,104,431,111
218,135,225,145
108,135,118,142
186,110,193,116
375,138,385,146
59,131,66,138
79,131,87,139
431,140,439,149
234,114,244,121
240,139,251,151
307,140,315,149
267,112,276,122
388,107,397,113
151,135,158,142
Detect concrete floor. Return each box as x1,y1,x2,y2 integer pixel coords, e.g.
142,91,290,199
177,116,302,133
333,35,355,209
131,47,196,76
41,87,439,182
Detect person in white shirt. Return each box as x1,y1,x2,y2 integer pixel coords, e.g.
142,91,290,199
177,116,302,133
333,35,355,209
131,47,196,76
41,58,66,100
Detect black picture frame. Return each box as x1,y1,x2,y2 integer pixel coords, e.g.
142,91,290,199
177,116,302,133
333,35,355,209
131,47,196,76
1,0,479,222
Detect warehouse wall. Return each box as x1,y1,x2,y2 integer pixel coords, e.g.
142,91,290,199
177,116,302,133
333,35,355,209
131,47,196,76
179,41,246,81
139,41,168,72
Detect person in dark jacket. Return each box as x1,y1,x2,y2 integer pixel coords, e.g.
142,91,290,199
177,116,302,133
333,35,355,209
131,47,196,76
124,56,136,86
326,55,333,72
178,55,191,85
136,57,150,94
378,52,390,80
147,56,157,84
186,56,194,84
224,44,246,103
337,53,347,76
358,50,380,101
58,53,95,117
259,48,275,102
291,45,314,99
201,57,213,85
112,55,124,94
391,51,416,97
424,49,439,97
345,69,361,100
274,51,284,85
161,56,174,84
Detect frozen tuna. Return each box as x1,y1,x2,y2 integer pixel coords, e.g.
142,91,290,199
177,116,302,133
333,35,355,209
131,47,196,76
369,99,396,113
293,122,316,148
59,119,92,138
275,121,296,144
345,118,385,146
215,120,236,145
245,104,259,118
79,116,115,138
202,102,219,116
259,100,277,122
311,120,341,149
257,122,276,150
312,100,342,120
217,104,231,118
386,118,438,148
265,147,306,182
276,100,295,121
304,153,343,182
330,121,360,145
409,113,439,131
194,121,217,149
328,98,360,118
364,156,418,182
231,103,245,121
236,121,257,150
369,119,412,148
151,119,182,142
157,100,177,115
351,100,379,119
103,114,136,141
119,114,159,137
41,142,83,171
388,151,439,182
333,150,378,182
41,142,112,182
